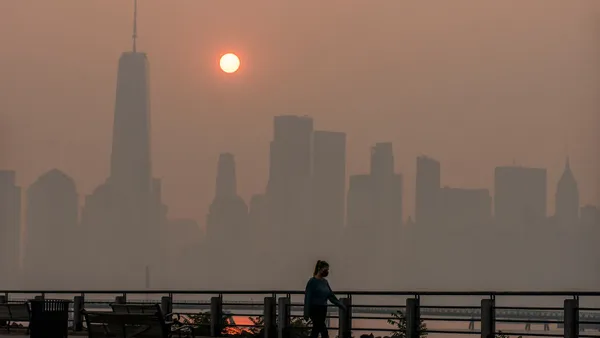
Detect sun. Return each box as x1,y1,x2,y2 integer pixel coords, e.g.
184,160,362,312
219,53,240,74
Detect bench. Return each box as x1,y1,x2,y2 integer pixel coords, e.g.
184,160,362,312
84,310,193,338
0,302,31,333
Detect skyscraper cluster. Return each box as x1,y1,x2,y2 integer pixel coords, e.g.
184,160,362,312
0,3,598,290
199,114,596,289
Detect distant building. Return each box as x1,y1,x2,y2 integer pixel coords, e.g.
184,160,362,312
107,49,164,259
554,157,579,226
580,205,598,226
206,153,248,242
80,18,166,285
416,156,441,226
345,146,404,288
0,171,21,287
344,174,374,283
345,143,402,237
370,143,402,229
346,175,373,231
438,187,491,227
390,174,403,227
312,131,346,237
266,115,313,260
248,194,268,232
24,169,78,287
494,166,547,226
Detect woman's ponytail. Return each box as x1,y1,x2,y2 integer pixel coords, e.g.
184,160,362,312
313,260,322,276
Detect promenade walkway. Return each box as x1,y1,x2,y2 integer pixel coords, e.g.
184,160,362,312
0,289,598,337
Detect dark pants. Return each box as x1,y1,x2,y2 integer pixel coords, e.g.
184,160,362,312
309,305,328,338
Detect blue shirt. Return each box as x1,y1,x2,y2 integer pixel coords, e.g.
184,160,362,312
303,277,342,317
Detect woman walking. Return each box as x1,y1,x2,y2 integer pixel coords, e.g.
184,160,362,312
304,260,346,338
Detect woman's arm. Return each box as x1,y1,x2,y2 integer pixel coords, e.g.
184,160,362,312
304,279,313,319
326,280,345,309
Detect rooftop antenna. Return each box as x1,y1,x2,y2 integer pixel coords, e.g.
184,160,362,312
564,129,570,169
132,0,138,53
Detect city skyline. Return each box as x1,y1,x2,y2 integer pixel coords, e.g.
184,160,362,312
0,118,594,225
1,111,595,224
1,1,598,225
1,0,599,291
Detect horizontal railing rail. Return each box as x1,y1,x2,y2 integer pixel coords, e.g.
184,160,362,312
2,289,600,296
0,290,597,337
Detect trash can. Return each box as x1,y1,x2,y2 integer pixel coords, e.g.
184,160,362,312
29,299,71,338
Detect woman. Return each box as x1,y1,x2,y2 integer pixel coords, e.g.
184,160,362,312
304,260,346,338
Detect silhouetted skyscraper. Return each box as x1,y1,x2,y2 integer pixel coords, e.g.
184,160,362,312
81,3,165,285
555,157,579,225
109,51,152,199
206,153,248,288
580,205,599,226
24,169,78,288
206,153,248,241
110,0,151,200
107,39,158,246
266,116,313,252
312,131,346,243
268,116,313,187
370,143,402,230
344,173,377,286
416,156,440,226
248,194,269,239
346,174,373,231
0,170,21,287
494,166,547,226
215,153,237,198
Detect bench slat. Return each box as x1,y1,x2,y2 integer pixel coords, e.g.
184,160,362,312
110,303,161,315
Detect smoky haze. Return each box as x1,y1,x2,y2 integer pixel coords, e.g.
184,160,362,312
0,0,599,292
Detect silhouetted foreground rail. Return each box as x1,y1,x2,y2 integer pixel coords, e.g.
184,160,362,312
1,290,600,337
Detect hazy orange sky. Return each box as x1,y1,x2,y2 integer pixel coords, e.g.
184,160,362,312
1,0,599,225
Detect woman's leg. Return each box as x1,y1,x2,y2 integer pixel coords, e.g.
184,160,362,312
319,313,329,338
310,306,328,338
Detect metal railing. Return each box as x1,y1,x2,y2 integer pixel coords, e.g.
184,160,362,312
0,290,598,338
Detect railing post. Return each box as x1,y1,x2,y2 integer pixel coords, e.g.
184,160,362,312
210,296,223,337
338,297,352,338
161,296,172,320
73,295,84,331
277,297,291,338
481,299,495,338
264,297,277,338
0,295,6,326
564,298,579,338
115,296,126,304
161,296,172,312
406,298,421,338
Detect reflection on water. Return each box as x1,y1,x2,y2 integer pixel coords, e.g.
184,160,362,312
348,318,600,338
233,316,599,338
